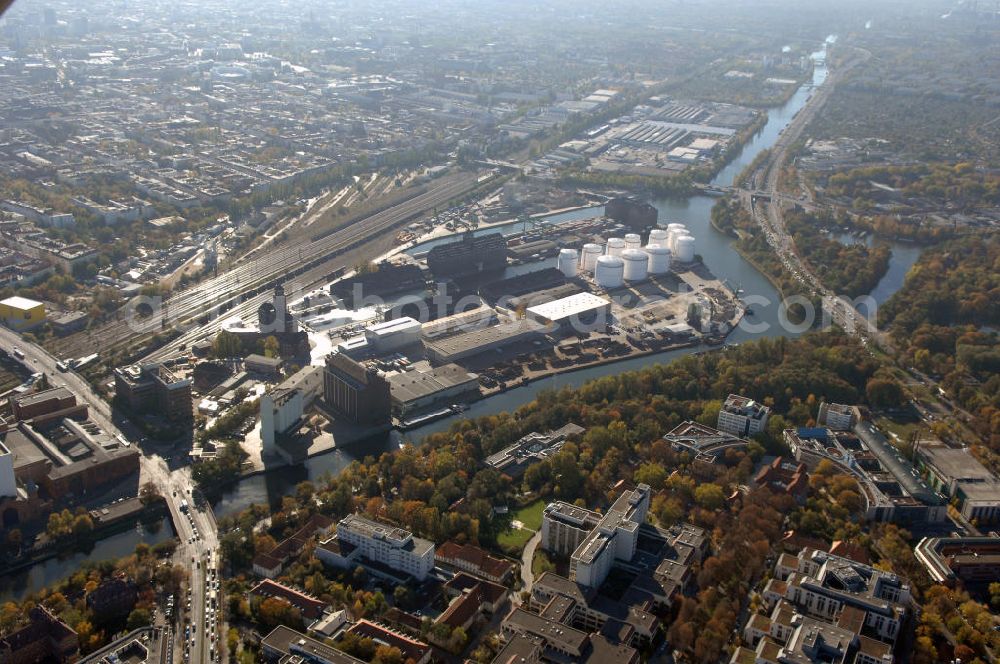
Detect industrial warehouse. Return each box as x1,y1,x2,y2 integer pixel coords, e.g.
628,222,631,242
89,200,746,469
259,203,747,434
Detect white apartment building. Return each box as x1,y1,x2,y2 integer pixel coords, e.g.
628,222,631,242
764,548,909,644
541,501,601,556
717,393,770,437
818,402,857,431
316,514,434,582
540,484,651,589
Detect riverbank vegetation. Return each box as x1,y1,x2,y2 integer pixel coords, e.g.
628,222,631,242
209,330,903,663
0,542,186,656
714,198,890,299
557,169,695,198
879,235,1000,455
782,208,890,298
824,163,1000,210
218,331,882,573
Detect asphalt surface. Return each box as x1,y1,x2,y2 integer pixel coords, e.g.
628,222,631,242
0,328,222,664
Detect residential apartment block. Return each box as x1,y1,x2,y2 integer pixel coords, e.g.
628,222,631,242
316,514,434,582
717,393,770,437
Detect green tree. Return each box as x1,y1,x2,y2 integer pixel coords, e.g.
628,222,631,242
263,335,280,359
694,483,725,511
126,608,151,630
865,377,903,409
213,330,243,358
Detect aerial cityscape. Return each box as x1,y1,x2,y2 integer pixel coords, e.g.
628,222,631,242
0,0,998,663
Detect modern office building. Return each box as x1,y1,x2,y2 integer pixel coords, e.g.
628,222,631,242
818,402,858,431
322,353,392,426
717,393,770,437
786,427,947,525
540,485,651,589
763,547,910,644
114,363,193,421
915,443,1000,525
316,514,434,582
914,535,1000,584
485,423,585,479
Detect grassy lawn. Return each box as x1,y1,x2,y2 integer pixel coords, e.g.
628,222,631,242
497,527,533,553
875,416,922,445
532,549,555,576
512,500,546,531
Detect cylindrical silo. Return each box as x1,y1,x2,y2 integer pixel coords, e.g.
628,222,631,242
674,235,696,263
645,244,671,274
606,237,626,257
624,233,641,250
668,226,688,252
621,248,648,281
648,228,669,246
581,243,603,272
594,255,625,289
558,248,579,277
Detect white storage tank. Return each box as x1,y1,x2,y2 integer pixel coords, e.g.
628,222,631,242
621,248,649,281
557,248,579,278
648,228,669,246
581,243,603,272
606,237,626,257
624,233,642,250
668,226,688,252
646,244,671,274
594,255,625,289
674,235,696,263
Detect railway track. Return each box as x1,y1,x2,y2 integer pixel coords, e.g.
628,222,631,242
51,171,483,360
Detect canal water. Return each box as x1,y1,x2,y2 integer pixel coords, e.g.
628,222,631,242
10,42,899,595
205,45,840,517
0,516,174,602
832,232,922,319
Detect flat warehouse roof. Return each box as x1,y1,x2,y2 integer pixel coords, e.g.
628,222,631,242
921,444,995,482
388,364,478,403
1,295,43,310
526,292,611,322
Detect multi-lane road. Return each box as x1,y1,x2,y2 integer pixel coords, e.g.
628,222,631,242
739,47,885,351
0,328,222,664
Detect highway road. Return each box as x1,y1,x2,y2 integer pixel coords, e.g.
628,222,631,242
0,328,222,664
50,170,486,361
737,47,886,352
